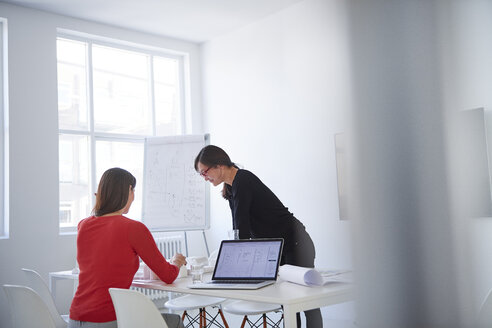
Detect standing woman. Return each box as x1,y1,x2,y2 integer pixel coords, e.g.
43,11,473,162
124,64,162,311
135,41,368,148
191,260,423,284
68,167,187,328
195,145,322,328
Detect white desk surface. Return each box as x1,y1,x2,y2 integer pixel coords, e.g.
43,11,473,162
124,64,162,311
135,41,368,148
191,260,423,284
135,273,353,328
49,270,78,279
50,271,353,328
133,272,352,307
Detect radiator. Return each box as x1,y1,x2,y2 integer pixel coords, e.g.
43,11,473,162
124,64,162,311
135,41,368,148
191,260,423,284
131,234,184,303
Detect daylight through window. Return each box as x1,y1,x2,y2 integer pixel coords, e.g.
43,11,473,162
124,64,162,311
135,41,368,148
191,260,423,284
57,35,186,232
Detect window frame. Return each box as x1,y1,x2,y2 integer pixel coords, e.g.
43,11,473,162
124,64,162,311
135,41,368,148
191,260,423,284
57,31,189,234
0,18,9,239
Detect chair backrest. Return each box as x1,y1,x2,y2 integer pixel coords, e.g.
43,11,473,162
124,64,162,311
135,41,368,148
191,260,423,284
21,268,67,328
478,288,492,327
109,288,169,328
3,284,57,328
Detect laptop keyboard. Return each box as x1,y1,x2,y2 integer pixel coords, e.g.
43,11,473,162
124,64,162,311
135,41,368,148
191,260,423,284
211,280,266,284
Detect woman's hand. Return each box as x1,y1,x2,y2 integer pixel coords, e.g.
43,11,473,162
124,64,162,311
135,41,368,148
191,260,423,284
171,253,187,268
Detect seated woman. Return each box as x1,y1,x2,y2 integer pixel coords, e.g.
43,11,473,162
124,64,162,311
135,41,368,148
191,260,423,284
68,167,187,328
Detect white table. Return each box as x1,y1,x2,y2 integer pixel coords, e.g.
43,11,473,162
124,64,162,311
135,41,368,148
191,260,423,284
49,270,78,302
50,271,353,328
135,273,352,328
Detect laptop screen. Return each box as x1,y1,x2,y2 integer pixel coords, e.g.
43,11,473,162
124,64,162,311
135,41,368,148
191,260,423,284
212,238,284,281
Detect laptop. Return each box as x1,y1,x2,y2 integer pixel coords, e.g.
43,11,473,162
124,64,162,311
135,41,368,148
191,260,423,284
188,238,284,290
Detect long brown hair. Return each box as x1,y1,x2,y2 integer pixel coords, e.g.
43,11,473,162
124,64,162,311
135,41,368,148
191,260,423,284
93,167,136,217
194,145,237,200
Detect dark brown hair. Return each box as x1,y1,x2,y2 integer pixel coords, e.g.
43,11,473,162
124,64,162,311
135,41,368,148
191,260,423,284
194,145,237,200
92,167,136,217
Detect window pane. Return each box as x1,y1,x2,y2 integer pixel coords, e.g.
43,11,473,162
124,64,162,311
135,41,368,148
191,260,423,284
57,38,88,131
154,56,181,135
93,45,148,78
154,56,178,84
93,45,151,135
95,140,144,220
57,38,86,65
59,134,91,228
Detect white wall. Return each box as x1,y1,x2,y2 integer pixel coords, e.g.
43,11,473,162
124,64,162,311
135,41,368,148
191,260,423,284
441,0,492,315
201,0,352,269
0,3,202,326
200,0,354,324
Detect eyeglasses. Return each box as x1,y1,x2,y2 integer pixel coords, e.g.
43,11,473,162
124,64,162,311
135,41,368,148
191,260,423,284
199,166,213,177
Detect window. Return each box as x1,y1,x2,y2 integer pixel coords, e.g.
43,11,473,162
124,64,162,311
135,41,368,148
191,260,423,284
57,34,187,233
0,18,8,238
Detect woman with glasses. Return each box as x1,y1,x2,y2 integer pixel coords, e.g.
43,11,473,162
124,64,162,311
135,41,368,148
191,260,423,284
68,167,187,328
194,145,322,328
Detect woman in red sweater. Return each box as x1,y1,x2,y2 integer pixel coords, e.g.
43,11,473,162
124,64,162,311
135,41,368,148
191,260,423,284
68,167,187,328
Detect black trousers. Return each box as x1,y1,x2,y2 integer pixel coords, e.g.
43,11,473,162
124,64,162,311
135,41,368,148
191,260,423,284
281,232,323,328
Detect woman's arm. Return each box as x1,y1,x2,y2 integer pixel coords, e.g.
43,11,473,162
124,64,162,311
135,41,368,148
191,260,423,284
128,221,180,284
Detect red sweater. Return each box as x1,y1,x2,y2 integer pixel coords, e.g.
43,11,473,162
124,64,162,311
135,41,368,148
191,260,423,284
69,215,179,322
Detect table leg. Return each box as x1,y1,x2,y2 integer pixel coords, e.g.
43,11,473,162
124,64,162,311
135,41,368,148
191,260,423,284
282,304,297,328
167,291,175,313
49,275,56,295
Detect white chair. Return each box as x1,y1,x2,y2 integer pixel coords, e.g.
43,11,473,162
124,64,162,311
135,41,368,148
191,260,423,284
165,294,229,328
21,268,69,328
109,287,169,328
3,284,57,328
478,288,492,327
222,300,283,328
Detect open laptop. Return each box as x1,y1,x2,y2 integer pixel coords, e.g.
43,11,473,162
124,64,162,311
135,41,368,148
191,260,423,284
188,238,284,290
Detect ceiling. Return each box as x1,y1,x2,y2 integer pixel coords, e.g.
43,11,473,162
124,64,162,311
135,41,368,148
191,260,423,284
0,0,304,43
